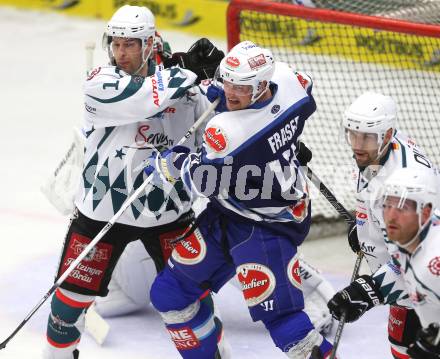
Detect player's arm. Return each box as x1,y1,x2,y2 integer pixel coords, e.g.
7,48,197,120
84,66,197,128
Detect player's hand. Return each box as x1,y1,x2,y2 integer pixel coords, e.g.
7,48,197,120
295,141,312,166
144,146,191,183
327,275,383,323
207,85,228,112
347,222,361,253
165,38,224,83
407,323,440,359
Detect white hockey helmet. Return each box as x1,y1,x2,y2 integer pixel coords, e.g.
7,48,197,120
383,167,439,214
103,5,155,65
218,41,275,103
342,92,397,152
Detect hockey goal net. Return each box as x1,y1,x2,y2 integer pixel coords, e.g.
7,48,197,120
227,0,440,222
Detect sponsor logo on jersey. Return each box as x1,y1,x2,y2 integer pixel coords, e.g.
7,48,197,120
159,227,189,262
151,77,160,106
287,199,308,222
388,305,406,342
60,232,113,291
226,56,240,67
135,124,174,148
295,71,309,90
171,229,207,265
168,327,200,350
204,126,227,152
360,242,376,256
84,103,96,115
287,255,302,289
156,70,165,91
164,107,176,113
248,54,267,70
87,67,101,81
267,117,298,154
428,256,440,276
237,263,276,307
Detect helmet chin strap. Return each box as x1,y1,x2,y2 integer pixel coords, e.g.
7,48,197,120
395,212,431,250
134,45,153,76
250,82,270,105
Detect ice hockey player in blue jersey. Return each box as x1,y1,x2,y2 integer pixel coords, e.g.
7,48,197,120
145,41,334,358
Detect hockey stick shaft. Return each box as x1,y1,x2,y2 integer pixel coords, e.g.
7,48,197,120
329,251,363,359
0,98,219,350
303,166,355,226
302,165,363,359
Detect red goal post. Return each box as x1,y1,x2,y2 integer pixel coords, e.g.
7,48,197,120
226,0,440,221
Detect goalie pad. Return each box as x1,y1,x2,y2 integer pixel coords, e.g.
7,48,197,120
93,240,157,317
41,127,85,215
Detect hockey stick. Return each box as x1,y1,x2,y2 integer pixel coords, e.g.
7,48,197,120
328,252,363,359
302,165,364,359
0,98,219,350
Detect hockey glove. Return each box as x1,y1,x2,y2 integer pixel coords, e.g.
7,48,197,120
407,323,440,359
144,146,191,184
207,85,228,112
295,141,312,166
164,38,224,83
347,222,361,253
327,275,383,323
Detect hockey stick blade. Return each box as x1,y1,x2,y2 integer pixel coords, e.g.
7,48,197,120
0,284,56,350
0,97,219,350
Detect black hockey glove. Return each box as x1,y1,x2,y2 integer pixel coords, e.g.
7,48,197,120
327,275,383,323
347,221,361,253
295,141,312,166
310,346,324,359
407,323,440,359
163,38,224,82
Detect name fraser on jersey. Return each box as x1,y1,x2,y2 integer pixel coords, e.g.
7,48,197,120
267,117,298,154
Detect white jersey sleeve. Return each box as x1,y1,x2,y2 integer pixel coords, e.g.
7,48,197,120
84,66,197,128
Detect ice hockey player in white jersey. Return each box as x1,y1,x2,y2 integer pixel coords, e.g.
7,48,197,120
42,5,225,359
328,167,440,359
340,91,436,359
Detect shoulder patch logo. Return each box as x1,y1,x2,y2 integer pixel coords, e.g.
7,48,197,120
236,263,276,307
171,229,207,265
204,126,227,152
226,56,240,67
428,257,440,276
271,105,280,114
287,254,302,289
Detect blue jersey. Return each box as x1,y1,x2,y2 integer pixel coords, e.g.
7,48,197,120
181,62,316,241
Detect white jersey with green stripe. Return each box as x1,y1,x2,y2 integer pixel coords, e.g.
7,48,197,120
373,212,440,328
74,65,211,227
354,130,434,273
